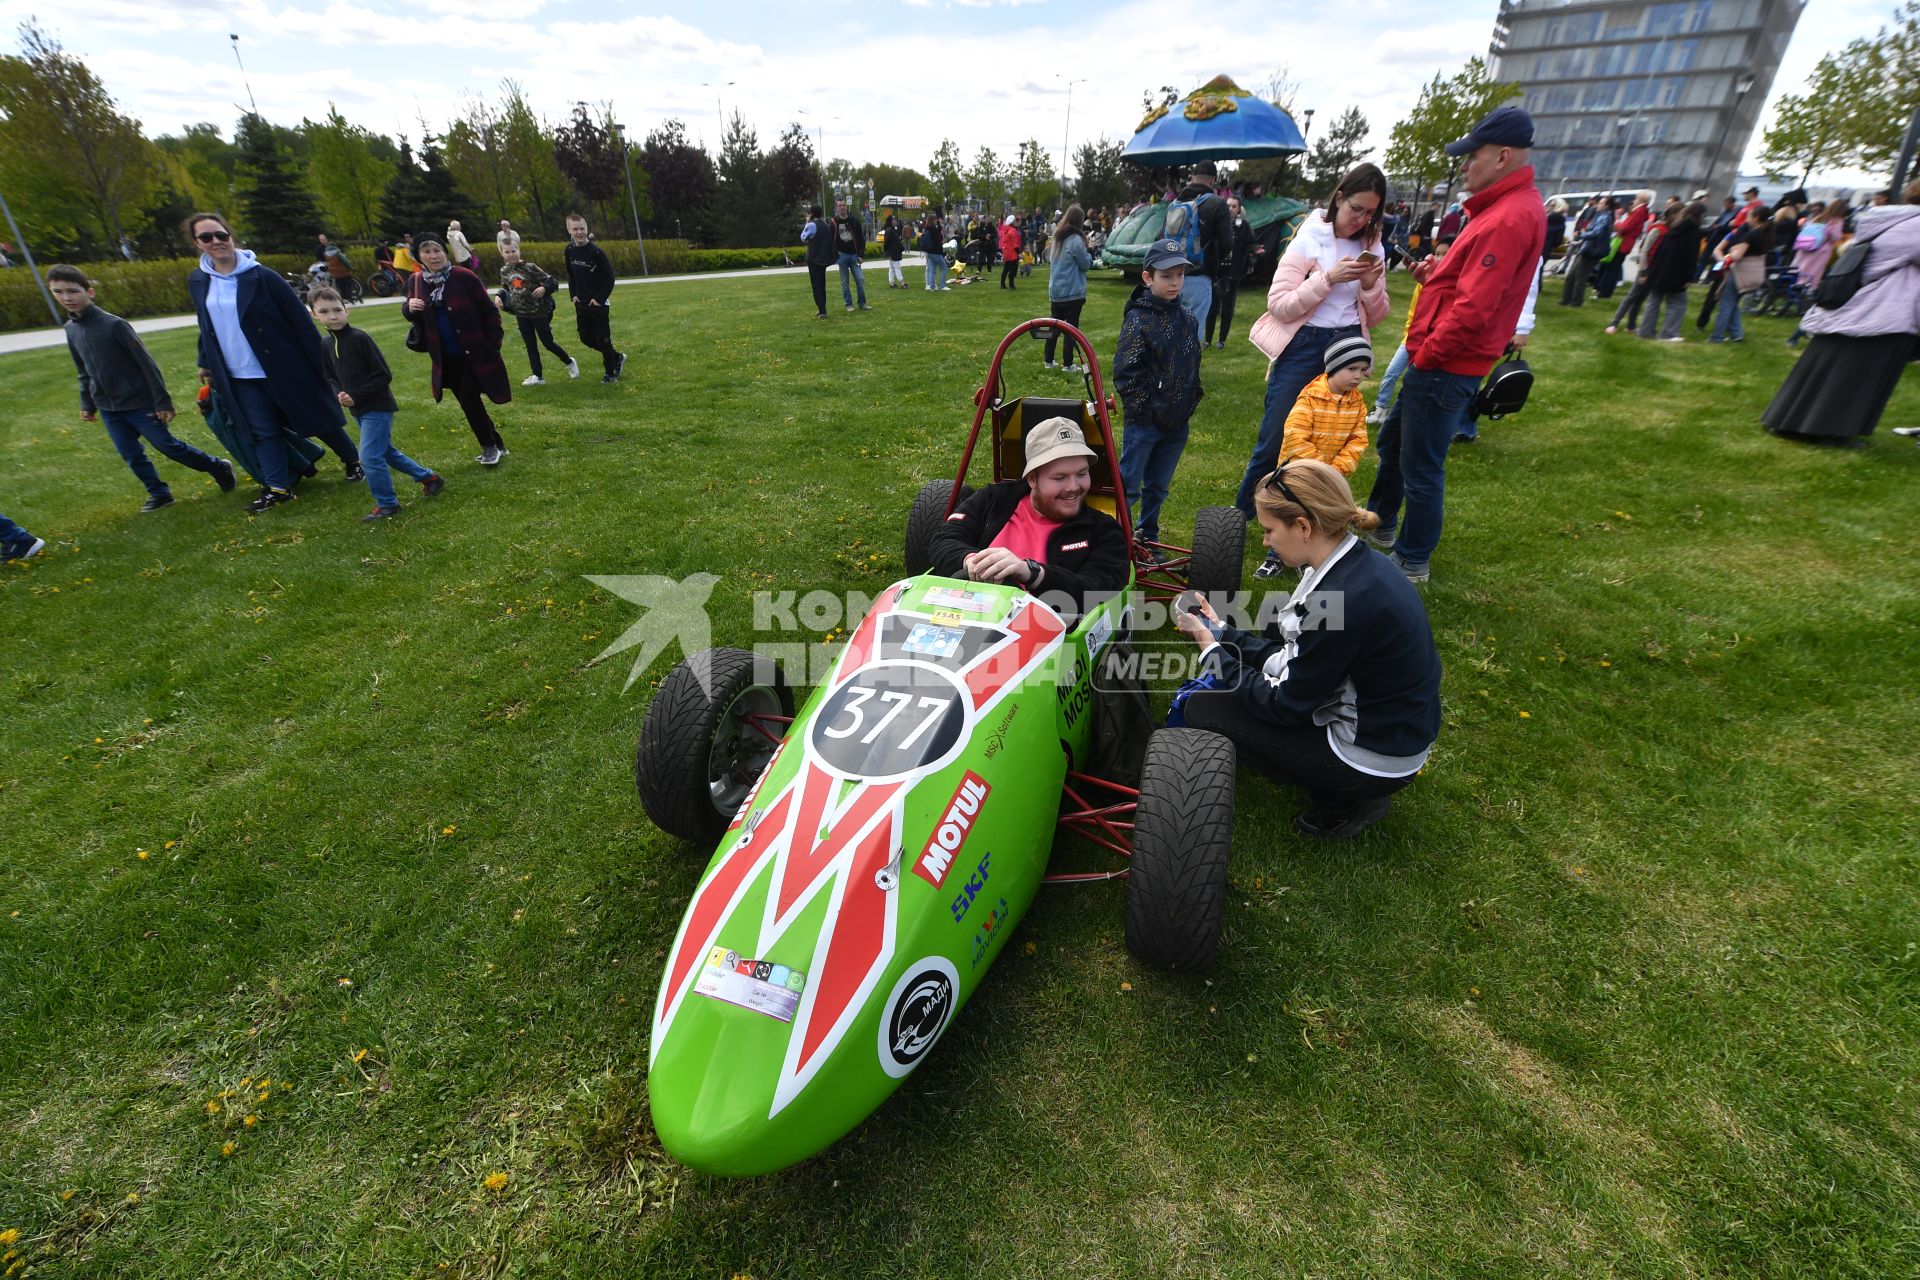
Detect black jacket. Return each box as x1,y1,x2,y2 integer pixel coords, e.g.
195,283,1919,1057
1204,538,1441,771
563,240,615,305
65,305,171,415
188,261,347,437
919,216,945,255
1225,215,1252,279
927,479,1130,622
1643,219,1704,294
319,323,398,415
882,215,904,258
832,215,865,256
803,217,837,268
1112,285,1203,430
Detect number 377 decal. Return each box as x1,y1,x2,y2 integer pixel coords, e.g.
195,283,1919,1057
809,663,969,780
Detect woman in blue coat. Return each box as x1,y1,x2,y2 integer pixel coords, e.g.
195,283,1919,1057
186,212,360,512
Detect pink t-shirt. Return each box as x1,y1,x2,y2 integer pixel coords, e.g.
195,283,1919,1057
987,497,1062,562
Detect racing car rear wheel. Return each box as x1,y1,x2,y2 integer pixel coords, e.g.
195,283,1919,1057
904,479,975,576
636,647,794,844
1185,506,1247,596
1125,728,1236,971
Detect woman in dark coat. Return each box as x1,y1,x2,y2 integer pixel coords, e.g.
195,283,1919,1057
405,238,512,466
1635,201,1706,341
186,211,360,511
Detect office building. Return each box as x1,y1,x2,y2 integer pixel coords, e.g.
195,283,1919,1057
1488,0,1807,200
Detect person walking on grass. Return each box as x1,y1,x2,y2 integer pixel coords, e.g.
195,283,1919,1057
495,219,520,258
446,220,478,272
920,207,949,291
998,215,1022,290
1561,198,1612,306
1,511,44,561
564,214,627,381
1708,216,1772,343
309,286,445,520
52,264,236,513
1204,195,1252,349
405,238,513,467
1605,199,1673,335
498,242,577,385
1044,205,1092,372
882,210,906,289
185,211,361,513
1363,106,1545,584
1635,201,1706,342
802,204,835,318
1238,162,1390,522
832,199,871,312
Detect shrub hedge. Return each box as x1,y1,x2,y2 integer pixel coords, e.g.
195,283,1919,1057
0,239,879,333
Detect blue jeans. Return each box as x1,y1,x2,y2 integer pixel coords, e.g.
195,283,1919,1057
226,378,357,491
1234,323,1363,518
838,253,867,307
1374,343,1412,419
924,254,946,289
1179,275,1211,341
1364,365,1481,568
0,510,35,557
101,409,221,497
354,411,434,508
1118,420,1189,542
1711,280,1745,341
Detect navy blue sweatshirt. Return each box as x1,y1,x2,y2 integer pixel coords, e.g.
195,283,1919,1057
564,239,615,305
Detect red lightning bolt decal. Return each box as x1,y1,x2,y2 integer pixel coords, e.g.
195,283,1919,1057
659,789,792,1030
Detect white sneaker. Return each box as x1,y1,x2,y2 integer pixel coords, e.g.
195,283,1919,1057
1365,408,1382,424
1043,361,1057,370
1065,363,1084,374
522,374,544,386
9,536,45,562
566,359,581,378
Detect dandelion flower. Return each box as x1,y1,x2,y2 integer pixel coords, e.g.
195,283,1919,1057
337,978,353,987
165,841,175,849
1599,660,1611,668
221,1142,236,1157
136,850,149,861
353,1049,368,1063
482,1171,509,1192
442,825,456,836
59,1191,74,1202
243,1115,258,1127
205,1101,220,1115
1119,981,1133,992
0,1232,15,1248
256,1091,269,1102
239,1077,251,1087
1023,942,1037,955
1518,711,1531,719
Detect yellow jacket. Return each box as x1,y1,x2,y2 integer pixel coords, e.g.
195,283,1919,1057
1278,373,1368,475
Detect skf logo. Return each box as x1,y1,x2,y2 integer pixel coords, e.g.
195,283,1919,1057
914,772,990,887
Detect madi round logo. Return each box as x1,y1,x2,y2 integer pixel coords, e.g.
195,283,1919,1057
878,957,960,1077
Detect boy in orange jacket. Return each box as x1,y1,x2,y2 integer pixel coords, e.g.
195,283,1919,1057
1253,335,1371,579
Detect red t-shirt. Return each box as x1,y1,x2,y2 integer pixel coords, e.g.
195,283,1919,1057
987,497,1061,562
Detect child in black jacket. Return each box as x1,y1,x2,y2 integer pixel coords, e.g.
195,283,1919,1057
1112,239,1204,547
309,288,444,520
564,214,626,382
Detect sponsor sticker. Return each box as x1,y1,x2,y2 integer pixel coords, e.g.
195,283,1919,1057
922,586,995,613
903,622,966,659
1060,540,1090,552
969,897,1011,968
695,946,806,1023
950,851,993,922
913,771,990,887
930,610,966,627
1086,612,1113,658
878,957,960,1076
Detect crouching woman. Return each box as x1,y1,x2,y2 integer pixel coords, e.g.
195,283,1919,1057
1174,459,1440,839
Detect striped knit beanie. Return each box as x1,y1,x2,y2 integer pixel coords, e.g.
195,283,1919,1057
1324,335,1373,375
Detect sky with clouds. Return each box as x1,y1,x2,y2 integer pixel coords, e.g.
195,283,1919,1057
0,0,1896,187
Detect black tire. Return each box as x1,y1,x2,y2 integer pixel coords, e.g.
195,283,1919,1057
1185,506,1246,596
904,478,974,576
368,272,397,298
1124,729,1236,971
636,647,794,844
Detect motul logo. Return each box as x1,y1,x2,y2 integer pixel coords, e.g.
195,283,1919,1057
913,772,990,888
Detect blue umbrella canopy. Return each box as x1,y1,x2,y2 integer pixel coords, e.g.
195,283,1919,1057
1123,76,1307,166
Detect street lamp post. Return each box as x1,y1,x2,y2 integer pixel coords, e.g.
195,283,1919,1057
1295,108,1315,193
228,34,258,114
1057,76,1087,204
612,122,650,275
0,186,62,325
700,80,734,146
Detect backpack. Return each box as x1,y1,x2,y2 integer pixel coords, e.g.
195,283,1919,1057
1793,222,1826,254
1814,239,1872,311
1163,193,1212,265
1474,351,1533,421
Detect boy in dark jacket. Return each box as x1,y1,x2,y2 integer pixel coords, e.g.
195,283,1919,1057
50,264,235,512
498,242,577,384
1112,239,1204,548
309,287,443,520
564,214,626,382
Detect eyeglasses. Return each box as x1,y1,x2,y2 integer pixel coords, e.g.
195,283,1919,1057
1262,465,1303,507
195,230,231,243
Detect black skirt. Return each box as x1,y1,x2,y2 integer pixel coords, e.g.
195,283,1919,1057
1762,332,1916,439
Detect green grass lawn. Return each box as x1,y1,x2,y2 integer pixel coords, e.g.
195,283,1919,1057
2,264,1917,1279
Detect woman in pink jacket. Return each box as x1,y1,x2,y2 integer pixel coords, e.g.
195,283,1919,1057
1764,181,1920,443
1236,163,1390,520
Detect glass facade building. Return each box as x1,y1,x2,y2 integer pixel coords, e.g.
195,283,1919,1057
1488,0,1806,200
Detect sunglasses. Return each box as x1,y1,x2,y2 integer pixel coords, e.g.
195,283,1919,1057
1262,466,1303,507
195,230,232,243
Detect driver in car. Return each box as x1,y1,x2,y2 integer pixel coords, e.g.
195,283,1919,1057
929,417,1130,619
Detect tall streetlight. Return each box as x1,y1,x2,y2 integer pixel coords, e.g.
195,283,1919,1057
611,122,650,275
1057,75,1087,204
798,110,840,214
0,186,61,325
228,34,258,114
700,80,735,146
1295,108,1315,193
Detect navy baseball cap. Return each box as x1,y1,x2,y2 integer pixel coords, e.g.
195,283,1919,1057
1144,238,1193,270
1445,105,1535,157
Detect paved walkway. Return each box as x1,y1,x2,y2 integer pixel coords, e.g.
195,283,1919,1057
0,257,906,355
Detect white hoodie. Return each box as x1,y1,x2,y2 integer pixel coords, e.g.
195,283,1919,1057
199,248,266,379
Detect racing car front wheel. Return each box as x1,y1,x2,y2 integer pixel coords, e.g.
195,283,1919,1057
636,647,794,844
1185,506,1247,596
904,479,975,576
1125,729,1236,971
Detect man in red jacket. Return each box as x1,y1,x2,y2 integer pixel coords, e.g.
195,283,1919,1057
1363,105,1545,583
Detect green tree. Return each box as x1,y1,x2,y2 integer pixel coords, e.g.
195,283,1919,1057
928,138,964,210
852,161,924,199
1384,58,1524,201
157,123,239,217
552,102,624,227
711,110,768,248
1071,136,1130,211
0,22,162,254
382,136,471,241
235,112,326,252
499,82,567,236
638,118,715,243
1307,106,1372,189
769,122,817,221
443,98,518,226
1762,3,1920,181
966,145,1004,214
1010,139,1056,212
304,105,394,242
